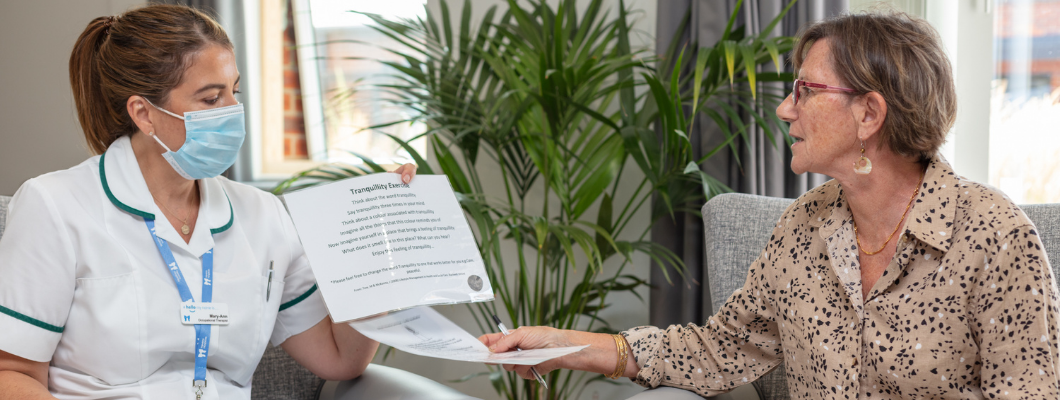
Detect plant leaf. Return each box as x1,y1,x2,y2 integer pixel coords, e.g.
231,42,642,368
722,40,737,88
763,38,782,72
739,41,758,98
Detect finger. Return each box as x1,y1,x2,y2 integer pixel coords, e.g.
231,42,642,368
389,164,411,174
397,164,415,184
487,330,526,353
514,366,538,380
479,332,506,347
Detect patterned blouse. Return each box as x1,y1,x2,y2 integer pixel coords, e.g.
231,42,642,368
624,155,1060,399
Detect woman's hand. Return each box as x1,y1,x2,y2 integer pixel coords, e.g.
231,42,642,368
478,327,638,380
391,163,417,184
479,326,577,379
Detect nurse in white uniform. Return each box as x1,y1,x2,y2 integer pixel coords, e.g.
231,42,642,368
0,4,415,399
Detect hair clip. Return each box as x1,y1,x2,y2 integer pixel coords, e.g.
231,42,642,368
103,16,116,35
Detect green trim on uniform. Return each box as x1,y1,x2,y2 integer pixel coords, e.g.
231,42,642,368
279,284,318,312
210,193,234,235
0,304,63,333
99,151,156,220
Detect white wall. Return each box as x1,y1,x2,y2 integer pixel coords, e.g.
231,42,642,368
0,0,145,196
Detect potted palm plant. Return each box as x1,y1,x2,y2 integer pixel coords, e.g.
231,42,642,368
275,0,796,398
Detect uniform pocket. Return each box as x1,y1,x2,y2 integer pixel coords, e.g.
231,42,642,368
208,272,266,384
58,272,144,385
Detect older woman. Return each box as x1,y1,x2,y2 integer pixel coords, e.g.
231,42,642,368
0,5,415,399
480,12,1060,398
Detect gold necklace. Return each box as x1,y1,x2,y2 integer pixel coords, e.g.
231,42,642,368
157,199,192,235
853,174,923,256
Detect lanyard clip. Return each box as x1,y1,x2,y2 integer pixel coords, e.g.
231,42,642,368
193,379,207,399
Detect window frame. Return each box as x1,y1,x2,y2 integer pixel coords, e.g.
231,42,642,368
255,0,326,180
239,0,419,184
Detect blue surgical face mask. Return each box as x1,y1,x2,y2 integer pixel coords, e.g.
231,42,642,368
145,98,246,180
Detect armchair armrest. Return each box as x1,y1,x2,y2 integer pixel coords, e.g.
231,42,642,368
317,364,482,400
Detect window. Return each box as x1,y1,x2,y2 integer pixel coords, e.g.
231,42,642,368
254,0,427,181
989,0,1060,204
854,0,1059,204
302,0,428,166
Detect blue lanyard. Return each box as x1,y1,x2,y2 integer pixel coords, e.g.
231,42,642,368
145,218,213,394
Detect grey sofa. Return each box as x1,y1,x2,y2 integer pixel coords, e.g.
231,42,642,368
0,195,479,400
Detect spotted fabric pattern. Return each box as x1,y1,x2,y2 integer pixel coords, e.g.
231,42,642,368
624,155,1060,399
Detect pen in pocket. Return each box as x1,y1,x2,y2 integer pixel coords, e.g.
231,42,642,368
266,261,274,301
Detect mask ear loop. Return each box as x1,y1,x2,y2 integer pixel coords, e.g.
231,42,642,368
141,97,184,153
148,131,176,153
142,97,186,121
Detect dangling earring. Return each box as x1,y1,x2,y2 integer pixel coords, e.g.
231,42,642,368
853,140,872,174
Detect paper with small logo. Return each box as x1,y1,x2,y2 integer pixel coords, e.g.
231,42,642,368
349,306,588,365
283,173,494,322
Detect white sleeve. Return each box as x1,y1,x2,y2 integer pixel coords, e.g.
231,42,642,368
0,179,77,362
269,197,328,346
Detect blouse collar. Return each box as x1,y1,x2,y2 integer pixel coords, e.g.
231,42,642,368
814,153,959,254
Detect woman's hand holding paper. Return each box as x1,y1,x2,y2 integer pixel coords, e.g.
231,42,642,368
478,327,640,380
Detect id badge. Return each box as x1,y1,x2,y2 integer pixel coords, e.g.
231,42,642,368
180,302,230,325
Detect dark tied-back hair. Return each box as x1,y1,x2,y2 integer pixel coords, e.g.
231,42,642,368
69,4,232,155
794,12,956,162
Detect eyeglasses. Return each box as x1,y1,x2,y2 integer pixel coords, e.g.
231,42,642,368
792,79,858,106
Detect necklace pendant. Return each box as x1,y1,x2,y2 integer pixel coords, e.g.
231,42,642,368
181,224,190,235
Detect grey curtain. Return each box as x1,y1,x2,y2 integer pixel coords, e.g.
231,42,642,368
650,0,846,328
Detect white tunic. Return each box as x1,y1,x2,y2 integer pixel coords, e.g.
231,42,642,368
0,136,328,399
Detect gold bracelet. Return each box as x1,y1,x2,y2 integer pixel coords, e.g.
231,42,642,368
609,334,628,379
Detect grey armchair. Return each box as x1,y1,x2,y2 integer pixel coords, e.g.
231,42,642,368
628,193,1060,399
621,194,790,400
698,193,1060,400
701,194,794,399
0,195,479,400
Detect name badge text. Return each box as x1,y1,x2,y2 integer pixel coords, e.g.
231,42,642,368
180,302,230,325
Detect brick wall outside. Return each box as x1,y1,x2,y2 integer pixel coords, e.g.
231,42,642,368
995,0,1060,38
995,0,1060,92
997,60,1060,91
283,2,308,159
